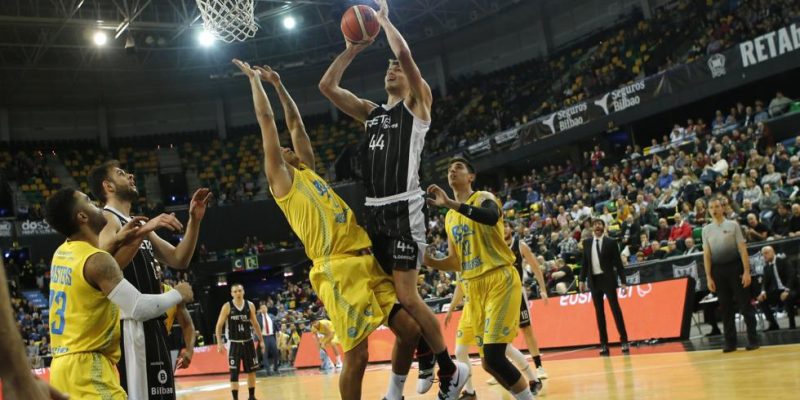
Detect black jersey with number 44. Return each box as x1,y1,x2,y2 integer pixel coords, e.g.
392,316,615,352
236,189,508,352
361,101,429,200
227,300,253,341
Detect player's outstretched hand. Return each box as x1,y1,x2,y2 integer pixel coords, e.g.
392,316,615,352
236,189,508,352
217,343,225,354
175,282,194,303
376,0,389,22
426,184,453,208
117,216,149,243
254,65,281,86
232,58,258,79
189,188,213,221
344,35,374,53
141,213,184,234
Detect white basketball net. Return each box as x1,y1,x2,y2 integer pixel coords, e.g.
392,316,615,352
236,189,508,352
195,0,259,43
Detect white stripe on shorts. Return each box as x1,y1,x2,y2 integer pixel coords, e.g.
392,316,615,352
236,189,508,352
122,319,148,400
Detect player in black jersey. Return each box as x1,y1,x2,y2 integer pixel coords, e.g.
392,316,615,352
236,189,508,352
89,160,212,399
215,284,264,400
320,1,466,399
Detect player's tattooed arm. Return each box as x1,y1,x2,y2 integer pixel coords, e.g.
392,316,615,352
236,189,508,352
257,66,316,171
233,59,293,198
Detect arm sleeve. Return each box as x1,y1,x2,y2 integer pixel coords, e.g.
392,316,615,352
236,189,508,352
456,199,501,226
107,279,183,321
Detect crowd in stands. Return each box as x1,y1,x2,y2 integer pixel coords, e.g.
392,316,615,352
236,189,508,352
424,91,798,298
427,0,800,156
6,261,51,368
4,1,800,371
1,1,798,219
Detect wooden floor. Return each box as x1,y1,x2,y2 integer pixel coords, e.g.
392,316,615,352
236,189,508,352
176,343,800,399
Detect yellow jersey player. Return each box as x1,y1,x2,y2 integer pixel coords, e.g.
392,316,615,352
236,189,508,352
311,319,343,368
424,157,536,400
162,283,196,370
232,58,422,400
43,188,193,399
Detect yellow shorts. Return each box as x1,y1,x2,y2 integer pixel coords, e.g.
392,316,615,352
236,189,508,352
462,265,521,356
320,334,341,346
455,299,476,346
310,254,397,352
50,352,126,400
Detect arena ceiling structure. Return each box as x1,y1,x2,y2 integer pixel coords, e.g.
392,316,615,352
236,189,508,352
0,0,521,104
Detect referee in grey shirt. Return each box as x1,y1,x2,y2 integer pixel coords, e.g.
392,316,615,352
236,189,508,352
702,197,759,352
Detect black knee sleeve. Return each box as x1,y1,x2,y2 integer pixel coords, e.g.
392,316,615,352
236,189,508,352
483,344,522,387
230,367,240,382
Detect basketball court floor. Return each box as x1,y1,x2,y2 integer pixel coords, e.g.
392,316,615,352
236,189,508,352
175,330,800,399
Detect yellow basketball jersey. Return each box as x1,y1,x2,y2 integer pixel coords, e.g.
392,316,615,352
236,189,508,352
163,284,177,333
49,240,121,363
312,319,335,336
445,191,516,280
274,166,371,262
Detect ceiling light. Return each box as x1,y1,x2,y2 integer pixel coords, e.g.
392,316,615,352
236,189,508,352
198,30,215,47
93,31,108,46
283,16,296,30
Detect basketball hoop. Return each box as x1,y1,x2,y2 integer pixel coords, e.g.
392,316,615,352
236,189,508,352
195,0,259,43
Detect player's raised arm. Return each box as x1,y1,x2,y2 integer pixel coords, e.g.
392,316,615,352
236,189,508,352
318,41,378,123
256,66,316,171
375,0,432,117
233,59,293,198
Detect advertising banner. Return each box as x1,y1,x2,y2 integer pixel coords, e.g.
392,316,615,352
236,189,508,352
293,278,693,368
17,220,57,236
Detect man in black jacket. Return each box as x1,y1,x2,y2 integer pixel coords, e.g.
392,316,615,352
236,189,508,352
758,246,798,330
579,218,630,356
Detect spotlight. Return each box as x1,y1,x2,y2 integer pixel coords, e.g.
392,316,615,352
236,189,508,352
198,30,215,47
93,31,108,46
283,16,296,30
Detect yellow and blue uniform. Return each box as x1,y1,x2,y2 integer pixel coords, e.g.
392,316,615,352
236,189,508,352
163,284,178,333
274,166,396,352
311,319,340,346
454,278,476,347
48,240,126,400
445,191,521,355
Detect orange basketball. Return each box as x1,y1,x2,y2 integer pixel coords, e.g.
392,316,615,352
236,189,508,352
341,5,381,43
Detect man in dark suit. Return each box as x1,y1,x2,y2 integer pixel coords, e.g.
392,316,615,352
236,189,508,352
256,302,281,374
580,218,630,356
758,246,798,330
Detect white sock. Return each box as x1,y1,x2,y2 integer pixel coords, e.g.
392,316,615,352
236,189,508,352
455,344,475,393
506,345,535,380
385,372,407,400
513,388,535,400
